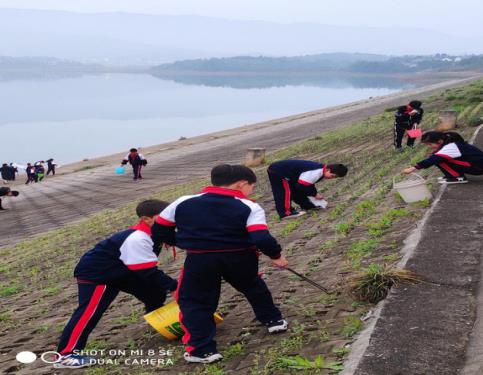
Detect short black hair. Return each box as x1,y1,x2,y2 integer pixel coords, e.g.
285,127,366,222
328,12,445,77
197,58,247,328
409,100,422,109
136,199,169,218
130,148,138,152
327,164,348,177
11,190,19,197
421,131,465,145
211,164,257,186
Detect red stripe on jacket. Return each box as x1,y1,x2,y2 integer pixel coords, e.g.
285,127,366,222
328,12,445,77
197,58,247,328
156,216,176,226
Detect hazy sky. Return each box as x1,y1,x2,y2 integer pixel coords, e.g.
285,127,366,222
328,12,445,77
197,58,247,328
0,0,482,37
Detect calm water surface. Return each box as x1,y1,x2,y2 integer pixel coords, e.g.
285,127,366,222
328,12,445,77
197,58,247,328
0,73,411,165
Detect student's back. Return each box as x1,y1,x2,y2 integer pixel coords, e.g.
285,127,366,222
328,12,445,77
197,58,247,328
160,187,266,251
269,160,323,180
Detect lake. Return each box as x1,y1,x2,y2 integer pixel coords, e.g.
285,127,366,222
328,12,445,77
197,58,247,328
0,73,411,165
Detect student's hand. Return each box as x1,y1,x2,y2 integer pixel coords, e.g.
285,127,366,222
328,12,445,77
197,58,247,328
402,167,416,175
171,291,177,299
272,255,289,268
315,193,324,200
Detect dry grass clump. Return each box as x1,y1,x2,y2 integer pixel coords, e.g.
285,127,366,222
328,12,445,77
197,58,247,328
347,263,422,304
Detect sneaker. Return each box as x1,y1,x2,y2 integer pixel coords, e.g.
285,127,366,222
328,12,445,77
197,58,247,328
53,354,95,369
183,352,223,364
438,176,468,184
282,211,306,220
267,319,288,333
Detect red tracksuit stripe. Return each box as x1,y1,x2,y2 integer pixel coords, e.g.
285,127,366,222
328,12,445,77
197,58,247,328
60,285,107,355
440,162,461,177
437,154,471,167
247,224,269,232
175,268,195,353
282,179,291,216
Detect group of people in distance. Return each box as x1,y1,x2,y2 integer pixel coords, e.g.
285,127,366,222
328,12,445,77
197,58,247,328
28,99,482,369
25,159,57,184
0,159,56,185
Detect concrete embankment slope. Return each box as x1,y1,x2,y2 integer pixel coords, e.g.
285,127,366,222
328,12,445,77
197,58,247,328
345,126,483,375
0,76,480,249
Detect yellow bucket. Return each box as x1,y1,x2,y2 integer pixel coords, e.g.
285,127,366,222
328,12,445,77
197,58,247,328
143,300,224,340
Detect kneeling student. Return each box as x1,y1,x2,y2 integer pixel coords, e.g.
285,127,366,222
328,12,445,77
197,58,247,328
152,164,289,364
55,200,178,369
402,131,483,184
267,160,348,219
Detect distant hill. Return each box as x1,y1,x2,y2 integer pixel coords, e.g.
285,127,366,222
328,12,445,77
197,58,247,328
0,8,482,65
152,54,483,75
0,56,98,69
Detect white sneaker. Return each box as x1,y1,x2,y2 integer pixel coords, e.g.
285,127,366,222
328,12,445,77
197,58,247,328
438,177,468,184
282,211,306,220
183,352,223,364
53,354,95,369
267,319,288,333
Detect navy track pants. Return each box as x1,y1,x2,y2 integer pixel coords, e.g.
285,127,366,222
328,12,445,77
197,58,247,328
177,251,282,356
57,278,166,355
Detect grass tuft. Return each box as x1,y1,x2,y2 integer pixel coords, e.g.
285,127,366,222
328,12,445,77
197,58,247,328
347,263,422,304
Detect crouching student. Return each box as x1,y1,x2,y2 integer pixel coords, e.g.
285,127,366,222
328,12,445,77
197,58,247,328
0,187,19,211
402,131,483,184
152,164,289,364
55,200,177,369
267,160,348,219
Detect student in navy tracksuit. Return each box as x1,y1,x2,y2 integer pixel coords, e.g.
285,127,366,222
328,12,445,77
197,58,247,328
121,148,147,180
267,160,348,219
402,131,483,184
25,163,36,184
152,164,289,364
55,200,177,369
394,100,424,150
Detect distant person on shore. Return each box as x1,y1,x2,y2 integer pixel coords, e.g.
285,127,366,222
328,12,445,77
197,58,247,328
121,148,147,181
35,161,46,182
267,160,348,219
25,163,37,184
46,158,57,176
0,187,19,211
9,163,18,181
402,131,483,184
55,200,177,369
1,163,12,182
394,100,424,150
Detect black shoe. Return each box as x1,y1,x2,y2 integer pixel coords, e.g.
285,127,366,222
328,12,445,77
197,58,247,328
438,176,468,184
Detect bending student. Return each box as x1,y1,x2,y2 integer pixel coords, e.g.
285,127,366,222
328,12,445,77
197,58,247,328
402,131,483,184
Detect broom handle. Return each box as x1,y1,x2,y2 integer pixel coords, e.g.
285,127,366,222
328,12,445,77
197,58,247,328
286,267,330,294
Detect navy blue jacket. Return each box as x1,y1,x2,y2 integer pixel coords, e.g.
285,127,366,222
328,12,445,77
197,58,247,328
74,221,177,291
268,159,326,197
152,186,282,259
122,152,147,166
415,142,483,171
